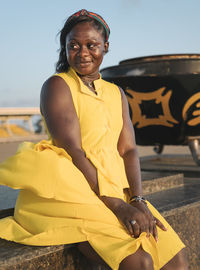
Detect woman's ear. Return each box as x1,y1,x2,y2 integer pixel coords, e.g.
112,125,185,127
104,41,109,54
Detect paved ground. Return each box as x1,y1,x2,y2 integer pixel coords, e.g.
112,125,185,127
138,144,190,157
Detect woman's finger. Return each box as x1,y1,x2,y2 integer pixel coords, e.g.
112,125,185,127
124,220,134,237
154,217,167,231
145,211,154,238
132,221,140,238
149,219,154,238
138,208,152,238
139,222,150,238
153,221,158,242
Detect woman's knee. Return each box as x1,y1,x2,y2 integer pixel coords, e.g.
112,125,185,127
140,252,154,270
119,247,154,270
161,248,188,270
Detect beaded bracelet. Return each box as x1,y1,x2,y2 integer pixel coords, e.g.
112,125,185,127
129,195,147,205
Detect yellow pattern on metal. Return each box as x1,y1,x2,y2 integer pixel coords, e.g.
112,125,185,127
126,87,178,128
182,92,200,126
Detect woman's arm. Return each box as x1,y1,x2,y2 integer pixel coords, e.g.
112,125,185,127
117,87,167,240
40,76,100,194
117,88,142,197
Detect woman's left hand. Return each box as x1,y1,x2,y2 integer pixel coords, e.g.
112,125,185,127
130,201,167,242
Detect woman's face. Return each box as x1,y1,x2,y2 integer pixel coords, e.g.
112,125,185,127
66,21,109,76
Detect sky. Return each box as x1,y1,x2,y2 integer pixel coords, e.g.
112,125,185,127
0,0,200,107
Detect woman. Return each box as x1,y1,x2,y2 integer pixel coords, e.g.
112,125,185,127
0,9,188,270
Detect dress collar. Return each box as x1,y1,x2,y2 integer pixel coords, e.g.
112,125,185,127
69,67,103,100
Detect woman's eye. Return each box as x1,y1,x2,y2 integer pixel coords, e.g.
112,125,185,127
88,43,97,49
68,43,79,50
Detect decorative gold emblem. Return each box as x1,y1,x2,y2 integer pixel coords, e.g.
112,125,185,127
182,92,200,126
126,87,178,128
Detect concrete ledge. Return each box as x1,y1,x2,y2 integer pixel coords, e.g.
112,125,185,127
164,201,200,270
142,172,184,194
0,208,14,219
140,154,200,177
0,240,108,270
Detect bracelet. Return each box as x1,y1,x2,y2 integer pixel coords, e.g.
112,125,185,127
129,195,147,205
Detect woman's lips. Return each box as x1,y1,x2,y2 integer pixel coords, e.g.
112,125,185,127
78,61,92,67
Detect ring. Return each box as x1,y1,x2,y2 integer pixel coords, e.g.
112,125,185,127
130,220,136,225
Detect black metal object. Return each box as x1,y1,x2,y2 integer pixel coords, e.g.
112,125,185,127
101,54,200,165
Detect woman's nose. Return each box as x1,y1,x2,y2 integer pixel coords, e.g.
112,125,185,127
78,45,89,57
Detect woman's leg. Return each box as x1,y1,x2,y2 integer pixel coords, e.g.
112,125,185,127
119,246,154,270
78,241,110,267
161,248,188,270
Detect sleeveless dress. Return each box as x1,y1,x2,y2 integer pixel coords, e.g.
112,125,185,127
0,68,185,270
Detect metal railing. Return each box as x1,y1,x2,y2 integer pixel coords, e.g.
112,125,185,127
0,107,47,143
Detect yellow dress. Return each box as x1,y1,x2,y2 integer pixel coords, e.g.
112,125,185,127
0,68,185,270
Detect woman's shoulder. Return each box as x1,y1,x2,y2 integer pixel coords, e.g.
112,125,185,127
40,70,79,114
40,73,73,109
41,68,74,91
41,75,68,94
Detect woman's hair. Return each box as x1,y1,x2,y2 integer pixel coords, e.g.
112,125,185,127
56,9,110,73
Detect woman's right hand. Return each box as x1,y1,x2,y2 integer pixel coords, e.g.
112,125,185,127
101,196,151,238
112,200,150,238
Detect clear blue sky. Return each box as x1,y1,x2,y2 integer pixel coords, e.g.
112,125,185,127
0,0,200,107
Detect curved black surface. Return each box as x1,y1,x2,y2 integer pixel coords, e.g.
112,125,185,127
101,54,200,77
101,54,200,145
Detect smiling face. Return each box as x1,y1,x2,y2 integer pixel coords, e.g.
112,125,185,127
66,21,109,77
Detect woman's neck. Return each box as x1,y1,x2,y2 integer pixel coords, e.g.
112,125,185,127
77,72,99,94
78,72,100,83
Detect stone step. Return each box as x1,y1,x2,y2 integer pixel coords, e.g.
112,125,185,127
145,180,200,212
161,200,200,270
0,234,107,270
140,154,200,178
146,180,200,270
0,180,199,270
142,171,184,195
0,208,14,219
